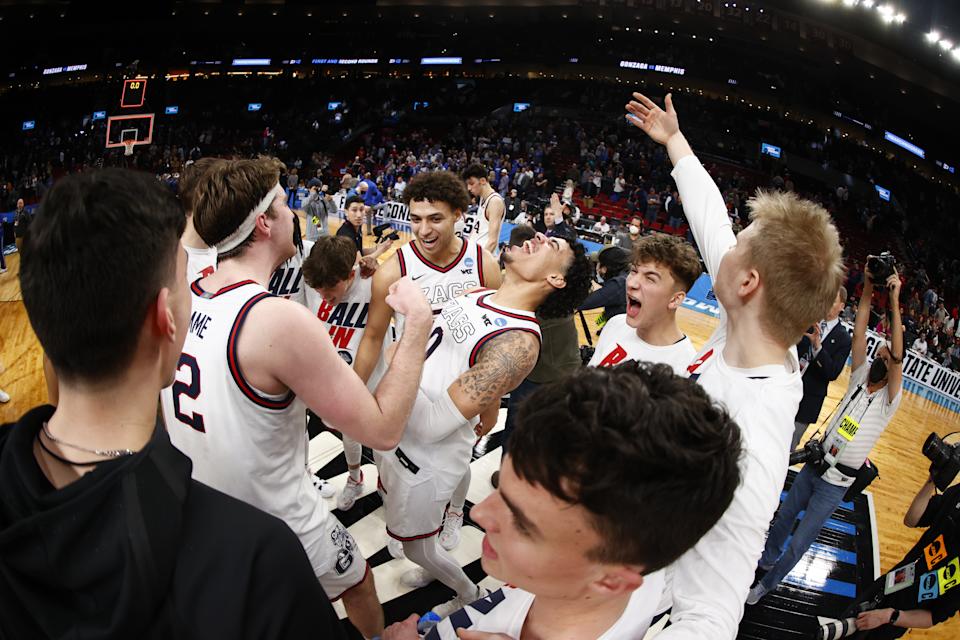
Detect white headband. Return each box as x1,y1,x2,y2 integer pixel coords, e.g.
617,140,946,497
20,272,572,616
215,183,286,254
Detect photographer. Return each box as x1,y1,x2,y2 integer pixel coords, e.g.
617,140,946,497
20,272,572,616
748,261,904,605
837,473,960,638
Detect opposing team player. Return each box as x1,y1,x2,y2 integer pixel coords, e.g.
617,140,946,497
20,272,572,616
178,158,222,282
381,363,742,640
302,235,382,510
588,233,702,374
625,93,844,638
160,156,433,639
379,230,592,618
461,163,506,255
353,170,501,550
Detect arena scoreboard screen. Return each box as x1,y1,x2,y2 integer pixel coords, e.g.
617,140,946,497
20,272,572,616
120,78,147,109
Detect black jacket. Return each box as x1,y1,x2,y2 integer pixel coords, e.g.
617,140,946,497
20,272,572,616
795,322,852,424
578,274,627,322
0,406,345,640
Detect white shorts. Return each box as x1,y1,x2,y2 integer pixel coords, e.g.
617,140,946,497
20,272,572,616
303,517,369,599
378,447,455,541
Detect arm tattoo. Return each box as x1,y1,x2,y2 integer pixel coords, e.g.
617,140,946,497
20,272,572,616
454,331,539,411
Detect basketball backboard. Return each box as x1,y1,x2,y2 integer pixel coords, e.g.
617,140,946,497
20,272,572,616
104,113,154,148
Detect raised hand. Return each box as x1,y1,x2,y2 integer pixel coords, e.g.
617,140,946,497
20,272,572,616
625,92,680,145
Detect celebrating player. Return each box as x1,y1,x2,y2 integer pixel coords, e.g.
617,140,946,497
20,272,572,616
382,363,742,640
625,92,844,638
379,230,592,618
160,156,433,639
589,233,702,374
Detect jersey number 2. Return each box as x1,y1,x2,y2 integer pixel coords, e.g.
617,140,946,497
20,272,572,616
173,353,205,432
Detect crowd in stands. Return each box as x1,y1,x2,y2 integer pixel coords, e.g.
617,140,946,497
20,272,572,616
2,76,959,370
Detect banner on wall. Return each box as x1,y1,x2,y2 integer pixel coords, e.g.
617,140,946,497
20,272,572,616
683,273,960,414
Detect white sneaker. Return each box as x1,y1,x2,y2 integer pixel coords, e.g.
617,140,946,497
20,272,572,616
438,510,464,551
387,537,405,559
311,475,336,499
401,565,435,588
337,472,365,511
432,586,488,619
0,388,9,403
746,582,769,606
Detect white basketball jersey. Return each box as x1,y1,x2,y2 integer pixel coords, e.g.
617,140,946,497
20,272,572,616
461,191,502,248
588,314,696,375
382,289,540,492
268,239,313,306
396,237,486,316
425,572,665,640
306,266,372,368
184,243,217,284
160,280,332,562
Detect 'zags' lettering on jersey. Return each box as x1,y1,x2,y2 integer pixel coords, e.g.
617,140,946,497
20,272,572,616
396,238,485,314
382,289,540,488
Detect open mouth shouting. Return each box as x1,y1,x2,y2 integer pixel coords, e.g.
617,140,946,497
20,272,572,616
626,293,643,318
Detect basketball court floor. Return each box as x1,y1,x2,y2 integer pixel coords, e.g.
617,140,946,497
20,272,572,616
0,219,957,639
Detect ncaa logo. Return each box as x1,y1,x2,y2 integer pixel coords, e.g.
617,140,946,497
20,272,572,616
494,317,507,327
338,350,353,365
464,257,475,268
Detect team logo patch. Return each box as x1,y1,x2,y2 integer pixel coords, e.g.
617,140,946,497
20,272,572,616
494,317,507,327
330,524,357,575
464,257,475,268
338,350,353,365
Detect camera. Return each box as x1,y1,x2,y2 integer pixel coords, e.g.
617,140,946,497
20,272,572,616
373,223,400,243
867,252,896,285
789,438,825,467
923,432,960,491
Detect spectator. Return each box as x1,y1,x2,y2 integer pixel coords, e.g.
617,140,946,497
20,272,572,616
923,287,938,316
592,215,610,235
302,186,324,241
13,199,29,253
793,286,851,451
562,179,575,203
579,246,631,324
497,168,510,196
612,173,626,201
913,334,929,356
286,167,299,205
667,191,685,230
392,174,406,200
504,188,521,221
612,215,644,253
541,194,574,239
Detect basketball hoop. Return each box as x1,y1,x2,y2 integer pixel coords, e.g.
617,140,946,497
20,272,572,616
122,140,136,156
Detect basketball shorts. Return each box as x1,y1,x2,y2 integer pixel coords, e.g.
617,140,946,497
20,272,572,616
378,447,455,541
303,516,369,600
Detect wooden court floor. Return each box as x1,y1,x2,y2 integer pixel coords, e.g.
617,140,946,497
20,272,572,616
1,225,959,637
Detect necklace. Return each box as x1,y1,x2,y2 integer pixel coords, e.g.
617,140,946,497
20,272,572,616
40,423,136,459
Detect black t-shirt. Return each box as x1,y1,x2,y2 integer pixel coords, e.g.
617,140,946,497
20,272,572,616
337,221,363,253
884,485,960,625
0,406,346,640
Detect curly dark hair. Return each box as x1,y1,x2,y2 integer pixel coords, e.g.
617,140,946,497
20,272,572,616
536,239,593,319
509,362,743,572
401,170,471,213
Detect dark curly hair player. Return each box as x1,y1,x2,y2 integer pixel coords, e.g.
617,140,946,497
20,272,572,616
372,229,594,620
380,362,743,639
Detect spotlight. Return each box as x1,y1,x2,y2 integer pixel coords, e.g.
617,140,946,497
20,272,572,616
940,39,954,51
926,30,941,43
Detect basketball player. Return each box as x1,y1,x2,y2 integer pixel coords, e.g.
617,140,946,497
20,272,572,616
178,158,221,282
625,92,844,638
462,163,506,254
380,364,742,640
378,230,592,618
353,170,501,552
5,169,344,638
160,157,434,639
301,235,381,510
588,234,702,374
